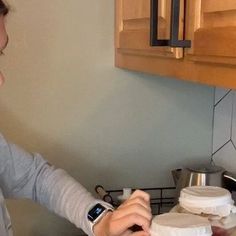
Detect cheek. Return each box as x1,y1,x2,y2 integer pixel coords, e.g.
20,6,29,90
0,71,5,87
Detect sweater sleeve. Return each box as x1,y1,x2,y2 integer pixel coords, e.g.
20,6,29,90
0,133,110,235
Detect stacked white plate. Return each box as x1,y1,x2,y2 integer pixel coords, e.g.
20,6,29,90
150,213,212,236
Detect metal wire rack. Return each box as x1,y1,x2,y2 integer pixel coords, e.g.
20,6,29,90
95,185,176,215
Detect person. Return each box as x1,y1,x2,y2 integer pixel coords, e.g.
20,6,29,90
0,1,152,236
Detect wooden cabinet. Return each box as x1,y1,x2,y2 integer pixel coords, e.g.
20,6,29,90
116,0,183,59
115,0,236,89
185,0,236,65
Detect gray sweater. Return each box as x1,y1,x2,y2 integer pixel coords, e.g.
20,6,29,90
0,133,107,236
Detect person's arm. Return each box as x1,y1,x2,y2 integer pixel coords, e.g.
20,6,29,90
0,133,108,235
94,190,152,236
0,133,152,235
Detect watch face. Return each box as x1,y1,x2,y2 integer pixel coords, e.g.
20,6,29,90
88,203,106,222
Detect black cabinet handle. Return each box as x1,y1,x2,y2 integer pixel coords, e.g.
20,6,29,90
150,0,191,48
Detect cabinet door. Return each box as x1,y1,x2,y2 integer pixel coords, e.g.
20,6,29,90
185,0,236,65
115,0,184,59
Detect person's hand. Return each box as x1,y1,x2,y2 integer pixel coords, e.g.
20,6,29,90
212,226,230,236
93,190,152,236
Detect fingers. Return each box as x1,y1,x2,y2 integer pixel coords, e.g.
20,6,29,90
121,190,151,212
95,190,152,236
129,190,150,203
109,213,151,235
120,195,151,212
108,190,152,235
116,190,151,221
115,203,151,221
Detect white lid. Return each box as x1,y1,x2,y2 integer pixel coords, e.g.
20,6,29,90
179,186,235,217
150,213,212,236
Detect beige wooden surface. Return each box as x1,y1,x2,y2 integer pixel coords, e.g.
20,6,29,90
115,50,236,89
116,0,184,59
115,0,236,89
185,0,236,66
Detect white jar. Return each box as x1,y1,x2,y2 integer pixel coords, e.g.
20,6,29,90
179,186,236,217
177,186,236,231
150,213,212,236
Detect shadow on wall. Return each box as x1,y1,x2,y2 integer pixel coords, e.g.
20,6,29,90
0,100,116,188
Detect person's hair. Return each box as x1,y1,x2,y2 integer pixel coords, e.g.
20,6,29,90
0,0,8,16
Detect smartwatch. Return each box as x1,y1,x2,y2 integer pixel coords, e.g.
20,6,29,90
87,203,113,225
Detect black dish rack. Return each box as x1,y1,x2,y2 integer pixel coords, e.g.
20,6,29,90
95,185,176,215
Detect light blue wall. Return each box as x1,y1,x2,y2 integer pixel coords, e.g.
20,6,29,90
0,0,214,235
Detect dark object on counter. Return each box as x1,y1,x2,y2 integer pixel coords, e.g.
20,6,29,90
95,185,114,204
172,164,236,202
